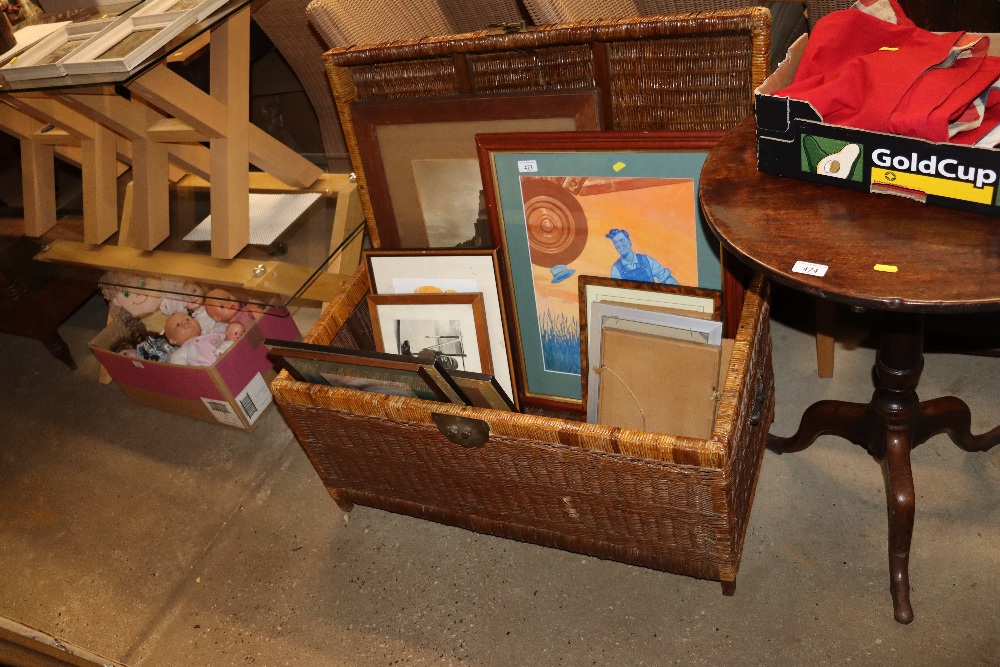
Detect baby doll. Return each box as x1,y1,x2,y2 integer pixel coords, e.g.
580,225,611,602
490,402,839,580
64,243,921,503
107,321,175,363
214,320,247,358
204,288,256,330
159,280,206,317
164,312,225,367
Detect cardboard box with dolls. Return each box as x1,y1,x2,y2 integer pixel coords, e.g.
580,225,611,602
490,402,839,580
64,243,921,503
90,272,301,430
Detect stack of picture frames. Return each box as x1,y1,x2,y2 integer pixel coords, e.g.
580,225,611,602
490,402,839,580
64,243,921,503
306,11,774,429
267,249,519,413
268,129,735,434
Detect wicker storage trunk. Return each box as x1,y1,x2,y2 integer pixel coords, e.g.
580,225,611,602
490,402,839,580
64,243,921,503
271,270,773,592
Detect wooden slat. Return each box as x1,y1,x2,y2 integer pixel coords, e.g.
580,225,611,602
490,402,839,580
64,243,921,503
20,138,56,237
146,117,206,142
166,30,211,64
36,240,349,302
208,6,251,259
59,93,210,180
815,298,836,378
80,123,119,244
31,125,76,145
130,66,323,188
0,615,126,667
125,137,171,250
328,182,364,276
174,171,352,196
8,95,120,243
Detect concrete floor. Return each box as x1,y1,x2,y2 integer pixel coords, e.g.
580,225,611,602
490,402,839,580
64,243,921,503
0,284,998,666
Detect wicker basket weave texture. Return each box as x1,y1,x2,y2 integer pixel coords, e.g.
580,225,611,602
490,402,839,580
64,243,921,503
324,8,770,248
523,0,640,24
271,271,773,583
805,0,852,29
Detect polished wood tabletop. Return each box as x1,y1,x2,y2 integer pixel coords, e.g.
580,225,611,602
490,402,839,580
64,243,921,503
700,118,1000,313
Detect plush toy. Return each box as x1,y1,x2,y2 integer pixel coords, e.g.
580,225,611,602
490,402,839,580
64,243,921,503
137,335,175,363
164,312,225,367
100,271,164,331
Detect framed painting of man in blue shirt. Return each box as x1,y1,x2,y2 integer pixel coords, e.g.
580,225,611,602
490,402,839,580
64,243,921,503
477,130,725,409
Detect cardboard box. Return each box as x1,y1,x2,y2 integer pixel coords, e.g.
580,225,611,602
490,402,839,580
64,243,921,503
90,306,300,430
755,34,1000,217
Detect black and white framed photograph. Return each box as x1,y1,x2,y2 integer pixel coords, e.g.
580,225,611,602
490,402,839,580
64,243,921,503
367,293,492,375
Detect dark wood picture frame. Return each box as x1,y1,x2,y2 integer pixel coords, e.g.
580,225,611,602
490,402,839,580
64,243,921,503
367,292,494,375
477,130,726,410
265,339,468,404
351,91,602,248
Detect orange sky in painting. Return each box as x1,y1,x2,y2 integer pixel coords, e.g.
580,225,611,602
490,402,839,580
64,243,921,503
527,177,698,322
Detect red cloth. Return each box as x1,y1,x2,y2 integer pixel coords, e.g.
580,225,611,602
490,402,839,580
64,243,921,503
775,0,1000,143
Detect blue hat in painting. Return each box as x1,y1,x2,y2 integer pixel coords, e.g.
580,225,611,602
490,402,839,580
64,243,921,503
550,264,575,284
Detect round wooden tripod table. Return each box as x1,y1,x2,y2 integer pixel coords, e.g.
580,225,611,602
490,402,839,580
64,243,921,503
699,118,1000,624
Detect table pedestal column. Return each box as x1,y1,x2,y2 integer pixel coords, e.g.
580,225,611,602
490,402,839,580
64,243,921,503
769,311,1000,624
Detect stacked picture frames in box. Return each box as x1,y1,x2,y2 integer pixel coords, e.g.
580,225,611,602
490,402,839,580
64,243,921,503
364,248,518,411
578,276,723,426
477,130,726,409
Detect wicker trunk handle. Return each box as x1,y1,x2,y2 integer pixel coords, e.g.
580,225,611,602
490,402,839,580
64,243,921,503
432,412,490,448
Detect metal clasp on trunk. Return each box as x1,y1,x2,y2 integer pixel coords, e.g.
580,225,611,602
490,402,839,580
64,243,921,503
432,413,490,448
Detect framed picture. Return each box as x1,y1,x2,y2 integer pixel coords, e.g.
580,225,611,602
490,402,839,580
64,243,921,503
477,130,725,408
367,293,493,375
445,370,517,412
61,13,193,74
351,91,602,249
364,249,518,409
578,276,722,420
584,301,723,423
264,339,468,404
0,18,115,81
579,276,721,326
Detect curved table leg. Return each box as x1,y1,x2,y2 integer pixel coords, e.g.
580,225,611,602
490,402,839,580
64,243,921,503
768,400,873,453
882,428,915,624
914,396,1000,453
41,332,77,370
771,310,1000,623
